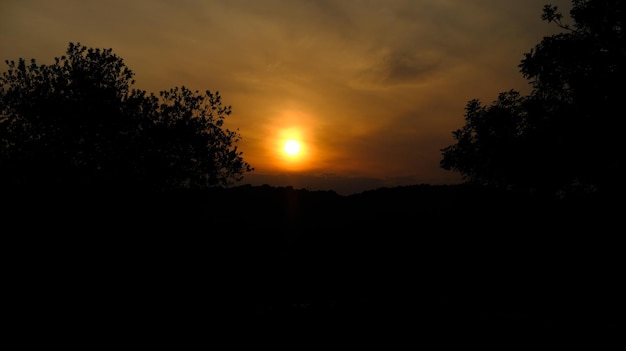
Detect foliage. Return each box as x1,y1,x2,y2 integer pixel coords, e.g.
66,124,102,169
440,0,625,196
0,42,253,193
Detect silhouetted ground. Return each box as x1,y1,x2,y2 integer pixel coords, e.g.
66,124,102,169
3,184,623,347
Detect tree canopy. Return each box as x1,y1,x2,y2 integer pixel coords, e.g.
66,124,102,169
440,0,625,196
0,42,253,194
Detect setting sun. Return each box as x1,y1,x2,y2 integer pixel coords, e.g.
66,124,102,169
284,140,301,155
271,123,314,171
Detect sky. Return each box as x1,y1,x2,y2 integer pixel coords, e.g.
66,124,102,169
0,0,572,195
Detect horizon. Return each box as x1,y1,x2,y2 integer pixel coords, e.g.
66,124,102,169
238,170,459,196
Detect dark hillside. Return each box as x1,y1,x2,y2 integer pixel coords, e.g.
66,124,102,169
3,184,623,346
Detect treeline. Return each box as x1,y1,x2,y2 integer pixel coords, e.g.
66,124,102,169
3,183,622,345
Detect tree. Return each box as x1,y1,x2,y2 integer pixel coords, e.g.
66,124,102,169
440,0,625,196
0,42,253,193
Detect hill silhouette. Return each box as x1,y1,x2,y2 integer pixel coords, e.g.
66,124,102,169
3,184,622,347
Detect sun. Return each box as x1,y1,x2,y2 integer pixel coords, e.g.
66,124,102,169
284,139,301,155
274,125,311,170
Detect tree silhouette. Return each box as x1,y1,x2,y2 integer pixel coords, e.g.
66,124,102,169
0,42,253,193
440,0,625,196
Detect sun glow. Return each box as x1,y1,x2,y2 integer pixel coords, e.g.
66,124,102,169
263,108,319,171
272,124,313,171
284,140,301,155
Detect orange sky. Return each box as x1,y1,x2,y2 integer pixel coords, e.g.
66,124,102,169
0,0,571,195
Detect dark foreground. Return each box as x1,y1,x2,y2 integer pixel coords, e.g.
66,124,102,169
3,184,624,347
